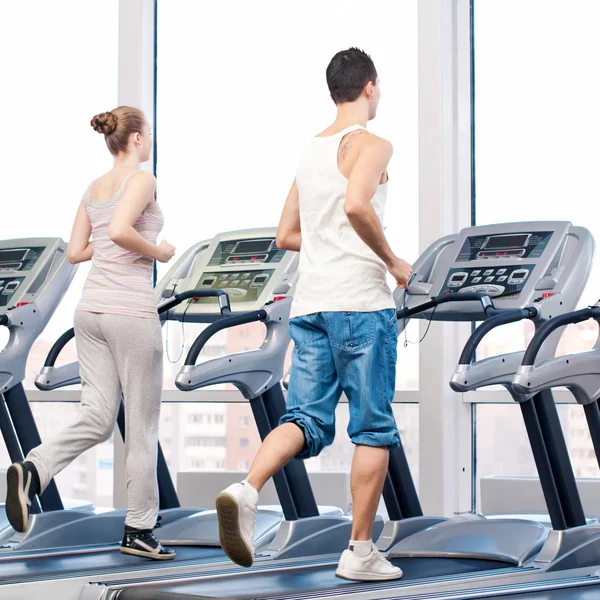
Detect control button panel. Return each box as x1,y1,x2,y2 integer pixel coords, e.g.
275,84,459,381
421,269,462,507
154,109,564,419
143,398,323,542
193,269,275,304
0,277,25,308
440,265,533,298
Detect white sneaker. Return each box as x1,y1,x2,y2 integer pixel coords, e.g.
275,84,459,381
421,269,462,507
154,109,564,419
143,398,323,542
336,544,403,581
216,481,258,567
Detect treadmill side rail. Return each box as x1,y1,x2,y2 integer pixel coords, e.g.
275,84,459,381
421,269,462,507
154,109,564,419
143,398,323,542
260,516,384,560
388,518,548,566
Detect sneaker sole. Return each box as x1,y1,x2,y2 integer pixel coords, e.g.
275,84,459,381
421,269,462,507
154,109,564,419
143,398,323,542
216,491,253,568
6,464,28,533
120,547,176,561
335,568,404,581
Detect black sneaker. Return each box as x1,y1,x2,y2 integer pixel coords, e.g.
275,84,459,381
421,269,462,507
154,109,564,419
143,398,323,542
120,527,176,561
6,461,40,533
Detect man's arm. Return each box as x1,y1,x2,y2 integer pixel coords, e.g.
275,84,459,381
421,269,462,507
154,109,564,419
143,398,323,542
344,138,412,287
276,179,302,252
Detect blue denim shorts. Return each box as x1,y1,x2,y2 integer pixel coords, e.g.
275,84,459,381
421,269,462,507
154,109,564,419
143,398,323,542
280,309,400,458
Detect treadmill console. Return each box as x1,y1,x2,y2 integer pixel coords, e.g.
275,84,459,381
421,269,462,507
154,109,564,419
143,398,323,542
0,240,69,315
158,228,297,321
398,222,592,321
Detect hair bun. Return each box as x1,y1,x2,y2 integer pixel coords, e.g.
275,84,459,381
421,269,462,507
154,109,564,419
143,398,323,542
90,112,118,135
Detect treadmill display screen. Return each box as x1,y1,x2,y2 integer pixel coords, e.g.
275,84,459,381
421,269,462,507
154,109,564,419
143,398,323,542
483,234,530,250
0,249,29,263
0,246,45,271
207,237,285,266
233,239,273,255
456,231,553,262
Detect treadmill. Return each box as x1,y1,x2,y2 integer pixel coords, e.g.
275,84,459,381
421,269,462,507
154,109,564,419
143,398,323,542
0,229,359,600
94,222,600,600
153,230,358,554
0,238,100,540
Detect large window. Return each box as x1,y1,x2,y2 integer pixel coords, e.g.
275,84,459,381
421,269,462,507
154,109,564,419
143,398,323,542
160,403,419,506
156,0,420,390
473,0,600,508
0,0,119,508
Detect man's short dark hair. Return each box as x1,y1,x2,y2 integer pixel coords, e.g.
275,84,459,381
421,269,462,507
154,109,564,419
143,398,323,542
326,48,378,104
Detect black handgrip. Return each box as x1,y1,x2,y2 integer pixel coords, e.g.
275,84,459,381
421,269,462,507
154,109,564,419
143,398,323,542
521,307,600,366
458,307,537,365
185,309,267,366
42,289,232,368
396,292,493,320
0,314,8,326
157,288,231,316
44,328,76,367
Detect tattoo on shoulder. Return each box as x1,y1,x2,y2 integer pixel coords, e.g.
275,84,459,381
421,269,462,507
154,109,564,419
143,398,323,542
338,129,370,162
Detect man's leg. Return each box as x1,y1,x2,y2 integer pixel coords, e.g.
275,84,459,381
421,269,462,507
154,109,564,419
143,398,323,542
216,313,341,567
349,445,389,540
245,423,305,492
330,309,403,581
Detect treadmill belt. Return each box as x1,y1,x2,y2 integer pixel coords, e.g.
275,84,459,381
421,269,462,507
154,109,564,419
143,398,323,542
0,546,225,583
472,586,600,599
118,557,509,599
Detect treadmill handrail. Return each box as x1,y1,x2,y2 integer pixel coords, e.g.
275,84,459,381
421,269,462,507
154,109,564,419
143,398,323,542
42,288,232,368
458,307,538,366
396,292,494,321
521,306,600,366
184,308,268,366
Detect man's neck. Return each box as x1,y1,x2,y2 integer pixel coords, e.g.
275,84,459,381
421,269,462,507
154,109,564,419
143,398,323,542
333,102,369,129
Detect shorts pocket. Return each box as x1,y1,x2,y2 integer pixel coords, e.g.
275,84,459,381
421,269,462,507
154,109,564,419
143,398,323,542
326,311,375,351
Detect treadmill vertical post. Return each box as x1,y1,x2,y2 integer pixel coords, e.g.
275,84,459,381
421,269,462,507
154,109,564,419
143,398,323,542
533,390,586,528
583,401,600,470
387,443,423,518
519,398,567,530
381,474,403,521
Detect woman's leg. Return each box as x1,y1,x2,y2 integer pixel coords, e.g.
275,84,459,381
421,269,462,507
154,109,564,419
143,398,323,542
103,314,163,531
26,311,122,491
7,311,122,533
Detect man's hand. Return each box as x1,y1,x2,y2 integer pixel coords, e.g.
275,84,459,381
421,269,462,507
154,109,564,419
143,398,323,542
387,258,412,288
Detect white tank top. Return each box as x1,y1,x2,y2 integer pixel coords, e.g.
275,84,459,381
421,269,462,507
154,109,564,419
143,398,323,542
290,125,395,319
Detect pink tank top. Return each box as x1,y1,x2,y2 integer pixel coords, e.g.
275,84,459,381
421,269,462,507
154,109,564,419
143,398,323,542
76,172,164,319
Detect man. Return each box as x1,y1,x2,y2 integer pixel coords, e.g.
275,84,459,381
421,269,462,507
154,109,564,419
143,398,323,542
216,48,412,582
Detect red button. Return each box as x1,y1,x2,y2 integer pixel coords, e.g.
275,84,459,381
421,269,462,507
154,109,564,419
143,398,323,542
16,302,30,307
273,296,287,302
542,293,555,299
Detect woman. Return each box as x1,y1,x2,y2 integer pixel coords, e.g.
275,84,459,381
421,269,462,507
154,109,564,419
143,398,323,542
5,106,177,560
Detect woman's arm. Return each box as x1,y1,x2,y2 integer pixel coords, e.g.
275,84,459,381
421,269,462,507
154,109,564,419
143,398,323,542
67,201,93,264
107,172,168,261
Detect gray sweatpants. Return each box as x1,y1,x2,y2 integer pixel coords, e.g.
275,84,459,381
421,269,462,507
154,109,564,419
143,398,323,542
27,311,163,530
